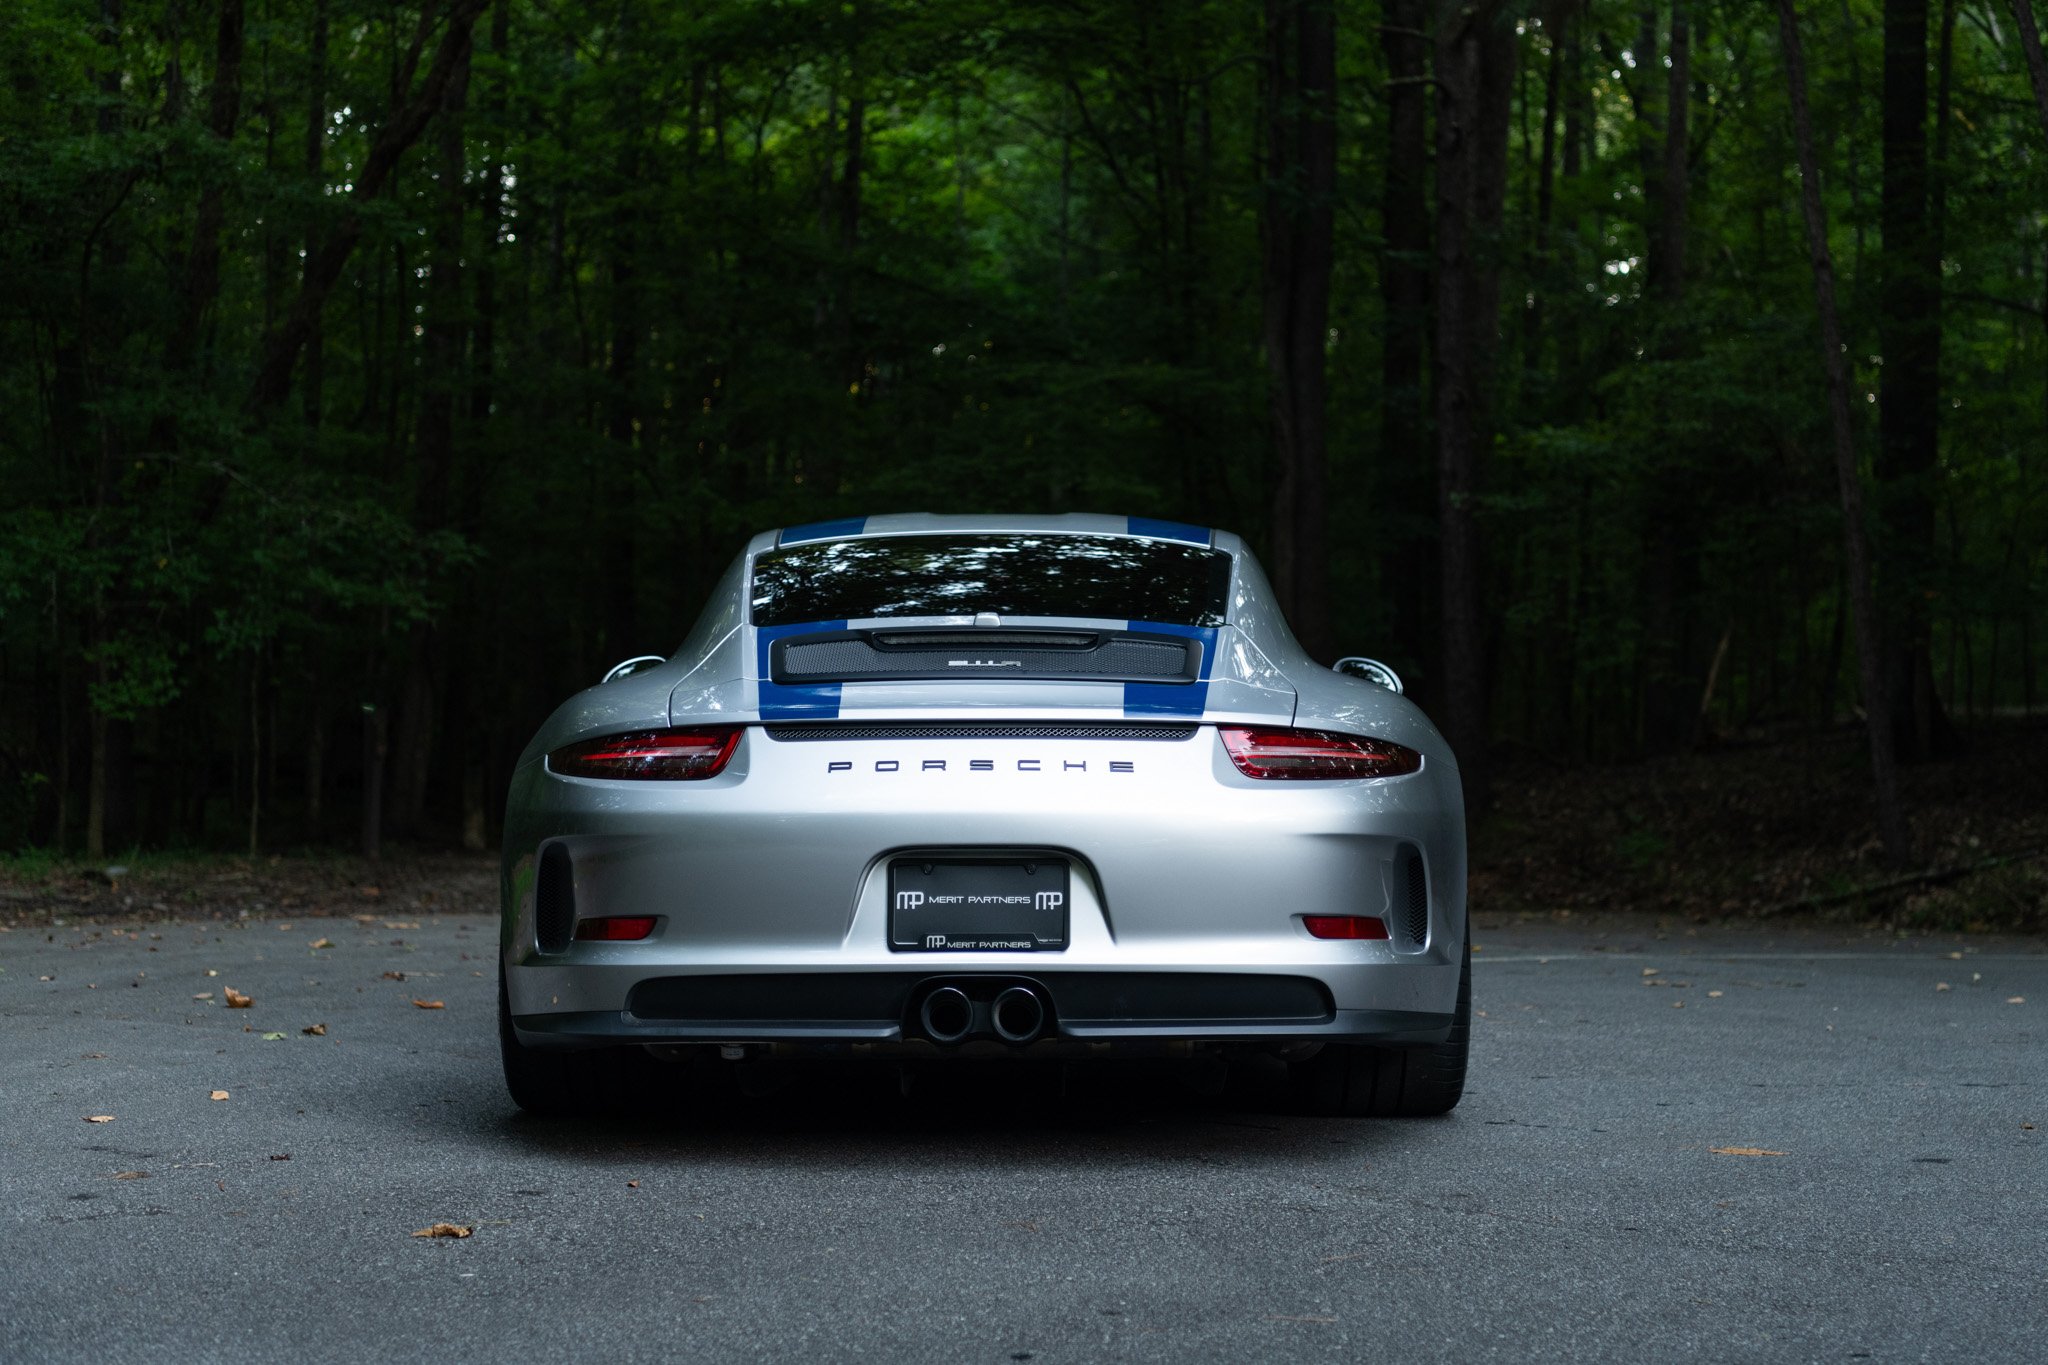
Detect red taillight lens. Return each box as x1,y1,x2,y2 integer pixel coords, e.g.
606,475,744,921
574,916,658,942
1303,915,1390,940
1219,726,1422,780
549,728,741,780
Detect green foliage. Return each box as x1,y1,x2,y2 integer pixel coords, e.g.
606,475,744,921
0,0,2042,850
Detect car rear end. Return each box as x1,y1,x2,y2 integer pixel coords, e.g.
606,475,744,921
500,516,1466,1063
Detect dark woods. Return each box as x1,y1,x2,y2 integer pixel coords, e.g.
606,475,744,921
2,0,2044,862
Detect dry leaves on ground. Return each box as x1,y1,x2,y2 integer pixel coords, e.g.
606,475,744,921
2008,996,2026,1005
1710,1146,1787,1157
310,938,334,950
381,971,407,981
83,1115,114,1124
224,987,253,1008
302,1023,327,1036
412,998,445,1010
209,1089,230,1101
412,1223,473,1239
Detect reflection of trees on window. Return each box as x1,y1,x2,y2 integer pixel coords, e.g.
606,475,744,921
751,536,1232,627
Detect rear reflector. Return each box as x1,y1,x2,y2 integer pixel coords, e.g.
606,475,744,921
549,728,741,780
1219,726,1422,780
1303,915,1390,941
574,917,658,942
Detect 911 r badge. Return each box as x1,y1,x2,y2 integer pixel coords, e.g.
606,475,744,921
889,858,1070,951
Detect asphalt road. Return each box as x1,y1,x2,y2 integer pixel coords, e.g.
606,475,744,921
2,910,2042,1363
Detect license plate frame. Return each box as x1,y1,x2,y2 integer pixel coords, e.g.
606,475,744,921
887,858,1070,952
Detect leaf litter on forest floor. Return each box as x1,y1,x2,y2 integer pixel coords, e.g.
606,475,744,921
1710,1146,1788,1157
224,987,252,1008
412,998,445,1009
209,1090,229,1101
412,1223,473,1239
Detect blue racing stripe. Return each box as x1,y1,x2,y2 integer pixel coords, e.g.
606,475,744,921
777,517,869,546
1125,516,1211,546
1123,621,1217,717
756,620,846,719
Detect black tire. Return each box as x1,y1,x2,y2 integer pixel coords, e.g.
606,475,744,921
1290,936,1470,1118
498,967,654,1116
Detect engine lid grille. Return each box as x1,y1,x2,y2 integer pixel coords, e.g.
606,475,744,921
770,627,1200,686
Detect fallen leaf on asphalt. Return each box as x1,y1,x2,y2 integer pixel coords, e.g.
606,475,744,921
381,971,407,981
224,988,253,1008
2008,997,2026,1005
412,998,445,1010
1707,990,1724,998
193,992,213,1000
411,1223,473,1239
386,920,420,930
84,1115,114,1124
112,1171,147,1180
81,1053,106,1060
1948,951,1963,960
1672,1000,1684,1009
261,1031,287,1041
626,1180,641,1189
310,938,334,950
38,974,53,981
1710,1146,1787,1157
205,969,218,977
270,1153,292,1161
209,1090,230,1101
276,923,293,931
1641,968,1659,977
2022,1123,2036,1131
1935,983,1951,992
302,1023,327,1036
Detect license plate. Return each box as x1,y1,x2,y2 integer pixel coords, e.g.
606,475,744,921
888,858,1070,951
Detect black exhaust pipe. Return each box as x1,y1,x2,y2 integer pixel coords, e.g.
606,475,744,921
919,986,973,1044
990,986,1046,1044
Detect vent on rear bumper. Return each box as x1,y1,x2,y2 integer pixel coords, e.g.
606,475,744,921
1396,849,1429,948
764,721,1199,742
535,843,575,954
771,627,1200,685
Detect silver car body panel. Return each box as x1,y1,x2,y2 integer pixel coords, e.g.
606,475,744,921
501,513,1466,1049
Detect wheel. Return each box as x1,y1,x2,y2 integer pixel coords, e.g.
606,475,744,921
498,966,655,1116
1290,936,1470,1117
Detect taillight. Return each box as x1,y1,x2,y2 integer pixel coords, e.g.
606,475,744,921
575,916,658,942
1303,915,1390,940
549,728,741,780
1219,726,1421,780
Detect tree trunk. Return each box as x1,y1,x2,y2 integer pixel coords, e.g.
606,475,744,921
1776,0,1914,868
169,0,246,370
1880,0,1959,761
1652,0,1690,302
2013,0,2048,145
1262,0,1335,661
302,0,328,425
1433,0,1515,798
1380,0,1432,674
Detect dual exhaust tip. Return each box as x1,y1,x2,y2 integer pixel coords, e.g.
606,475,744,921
918,984,1047,1045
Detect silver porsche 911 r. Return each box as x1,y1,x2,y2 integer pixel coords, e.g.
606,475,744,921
498,514,1469,1117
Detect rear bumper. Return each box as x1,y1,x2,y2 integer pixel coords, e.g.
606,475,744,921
499,723,1467,1039
510,970,1453,1050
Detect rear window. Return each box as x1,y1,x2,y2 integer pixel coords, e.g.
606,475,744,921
751,534,1233,628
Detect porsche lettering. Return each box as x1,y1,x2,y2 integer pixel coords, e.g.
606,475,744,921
825,757,1136,773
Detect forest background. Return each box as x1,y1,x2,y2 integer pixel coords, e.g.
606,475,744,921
2,0,2044,913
